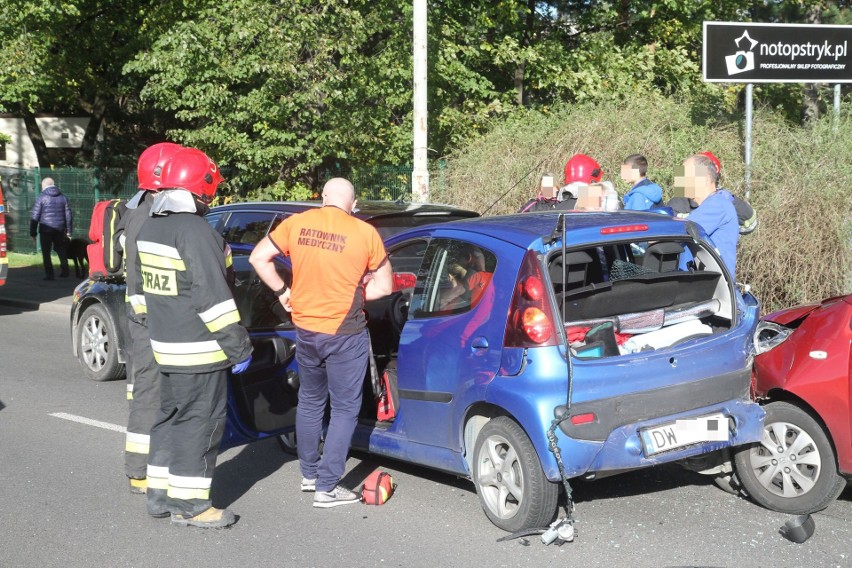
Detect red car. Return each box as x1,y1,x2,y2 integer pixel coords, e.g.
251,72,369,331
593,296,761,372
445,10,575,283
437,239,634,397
733,294,851,513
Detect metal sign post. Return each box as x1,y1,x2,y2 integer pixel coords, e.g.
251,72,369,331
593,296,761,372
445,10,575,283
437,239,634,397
835,84,842,131
744,84,753,200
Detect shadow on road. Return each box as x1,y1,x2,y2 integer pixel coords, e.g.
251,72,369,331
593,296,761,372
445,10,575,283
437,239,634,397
213,437,296,508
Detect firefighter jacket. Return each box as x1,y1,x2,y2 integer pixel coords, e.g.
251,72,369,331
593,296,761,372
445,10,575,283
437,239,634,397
119,191,153,319
135,211,252,374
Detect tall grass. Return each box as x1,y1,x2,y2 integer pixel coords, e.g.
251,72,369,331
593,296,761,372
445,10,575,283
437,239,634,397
435,96,852,312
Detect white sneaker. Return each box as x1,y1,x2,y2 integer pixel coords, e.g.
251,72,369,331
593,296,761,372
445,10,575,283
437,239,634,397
301,477,316,492
313,485,360,508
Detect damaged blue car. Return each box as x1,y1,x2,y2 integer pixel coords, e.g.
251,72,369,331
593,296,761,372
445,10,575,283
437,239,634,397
222,211,765,532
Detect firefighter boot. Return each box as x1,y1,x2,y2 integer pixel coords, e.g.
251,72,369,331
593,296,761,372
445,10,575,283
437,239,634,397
171,507,236,529
129,477,147,494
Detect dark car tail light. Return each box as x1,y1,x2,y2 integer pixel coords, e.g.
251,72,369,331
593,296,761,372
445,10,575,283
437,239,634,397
505,250,559,348
392,272,417,292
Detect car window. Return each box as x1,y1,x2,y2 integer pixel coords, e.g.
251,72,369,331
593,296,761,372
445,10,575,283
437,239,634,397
221,211,278,245
388,239,428,276
370,214,476,240
409,238,497,318
230,250,293,330
269,213,289,235
205,212,226,235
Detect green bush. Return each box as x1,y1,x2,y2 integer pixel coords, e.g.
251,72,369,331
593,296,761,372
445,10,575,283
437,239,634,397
435,96,851,313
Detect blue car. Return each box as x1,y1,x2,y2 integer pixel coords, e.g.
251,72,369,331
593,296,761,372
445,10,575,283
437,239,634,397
221,210,765,532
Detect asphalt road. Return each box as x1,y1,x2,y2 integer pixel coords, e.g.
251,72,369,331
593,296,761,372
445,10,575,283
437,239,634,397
1,305,850,568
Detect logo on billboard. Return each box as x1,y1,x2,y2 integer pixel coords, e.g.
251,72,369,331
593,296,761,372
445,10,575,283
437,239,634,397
725,31,758,75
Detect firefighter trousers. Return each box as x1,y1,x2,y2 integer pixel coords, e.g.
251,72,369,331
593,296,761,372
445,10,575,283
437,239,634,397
146,368,228,518
125,314,163,480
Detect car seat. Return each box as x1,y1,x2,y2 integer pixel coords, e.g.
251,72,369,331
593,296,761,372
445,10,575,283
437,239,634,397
641,242,685,273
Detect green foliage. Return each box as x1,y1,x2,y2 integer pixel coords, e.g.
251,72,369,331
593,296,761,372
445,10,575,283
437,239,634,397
436,94,852,311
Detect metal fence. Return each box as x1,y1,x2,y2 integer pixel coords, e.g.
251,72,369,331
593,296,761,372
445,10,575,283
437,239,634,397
1,166,138,254
3,162,445,255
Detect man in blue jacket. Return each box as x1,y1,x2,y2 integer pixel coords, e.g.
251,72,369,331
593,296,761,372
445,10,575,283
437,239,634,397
620,154,663,211
675,154,740,281
29,177,73,280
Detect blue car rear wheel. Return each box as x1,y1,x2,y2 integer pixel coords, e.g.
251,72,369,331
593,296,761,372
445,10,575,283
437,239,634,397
473,416,558,532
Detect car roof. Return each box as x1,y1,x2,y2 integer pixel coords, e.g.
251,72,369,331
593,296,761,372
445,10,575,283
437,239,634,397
401,211,700,249
210,199,479,222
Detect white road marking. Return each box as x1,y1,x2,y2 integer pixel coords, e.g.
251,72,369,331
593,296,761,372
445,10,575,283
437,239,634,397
49,412,126,433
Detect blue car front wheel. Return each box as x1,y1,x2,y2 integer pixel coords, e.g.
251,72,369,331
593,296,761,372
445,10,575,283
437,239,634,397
473,416,559,532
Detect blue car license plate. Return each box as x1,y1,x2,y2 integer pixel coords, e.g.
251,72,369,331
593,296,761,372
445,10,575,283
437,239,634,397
640,413,729,456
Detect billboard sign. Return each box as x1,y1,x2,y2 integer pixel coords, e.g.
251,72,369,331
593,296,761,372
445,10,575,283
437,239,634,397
704,21,852,83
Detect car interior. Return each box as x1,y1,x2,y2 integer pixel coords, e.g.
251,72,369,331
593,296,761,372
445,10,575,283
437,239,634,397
549,237,736,358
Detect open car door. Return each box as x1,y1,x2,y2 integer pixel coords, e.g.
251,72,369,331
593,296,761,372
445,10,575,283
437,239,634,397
221,244,300,450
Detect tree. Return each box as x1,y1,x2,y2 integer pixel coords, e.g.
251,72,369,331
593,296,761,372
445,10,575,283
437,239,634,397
0,0,189,167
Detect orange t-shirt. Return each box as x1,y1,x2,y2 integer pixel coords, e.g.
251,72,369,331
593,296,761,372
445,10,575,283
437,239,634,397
268,205,387,334
466,271,493,306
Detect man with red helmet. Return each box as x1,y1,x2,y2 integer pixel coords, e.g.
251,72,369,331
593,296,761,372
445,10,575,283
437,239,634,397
673,153,740,280
135,147,252,528
117,142,182,495
559,154,619,211
668,151,757,235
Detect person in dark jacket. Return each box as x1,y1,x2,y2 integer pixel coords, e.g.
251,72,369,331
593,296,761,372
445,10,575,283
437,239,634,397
620,154,663,211
136,148,252,529
30,177,73,280
118,142,183,496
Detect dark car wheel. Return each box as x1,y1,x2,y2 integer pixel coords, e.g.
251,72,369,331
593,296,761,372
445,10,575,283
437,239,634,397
733,401,847,514
76,303,124,382
473,417,558,532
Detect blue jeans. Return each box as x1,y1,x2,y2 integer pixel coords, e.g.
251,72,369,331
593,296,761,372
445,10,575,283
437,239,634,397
295,328,368,492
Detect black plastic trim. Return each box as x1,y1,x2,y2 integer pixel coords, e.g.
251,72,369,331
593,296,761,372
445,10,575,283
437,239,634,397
558,368,750,441
400,389,453,403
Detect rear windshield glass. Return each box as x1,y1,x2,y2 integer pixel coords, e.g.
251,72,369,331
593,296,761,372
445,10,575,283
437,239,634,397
369,214,474,240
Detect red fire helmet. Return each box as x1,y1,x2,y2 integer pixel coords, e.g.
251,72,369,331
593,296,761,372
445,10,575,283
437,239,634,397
564,154,603,185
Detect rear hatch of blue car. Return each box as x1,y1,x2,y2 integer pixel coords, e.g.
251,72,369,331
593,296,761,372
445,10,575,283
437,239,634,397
507,212,762,473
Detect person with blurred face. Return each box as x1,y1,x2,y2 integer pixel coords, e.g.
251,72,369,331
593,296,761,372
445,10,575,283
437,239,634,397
620,154,663,211
673,154,740,280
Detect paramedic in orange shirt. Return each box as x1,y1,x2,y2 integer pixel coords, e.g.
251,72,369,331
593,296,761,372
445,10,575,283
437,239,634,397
249,178,393,508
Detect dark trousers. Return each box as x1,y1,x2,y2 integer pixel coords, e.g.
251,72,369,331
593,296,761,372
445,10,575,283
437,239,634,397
39,230,69,278
125,314,164,480
146,368,228,518
295,328,368,492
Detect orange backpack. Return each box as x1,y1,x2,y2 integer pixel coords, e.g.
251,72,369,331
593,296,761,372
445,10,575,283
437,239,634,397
87,199,127,279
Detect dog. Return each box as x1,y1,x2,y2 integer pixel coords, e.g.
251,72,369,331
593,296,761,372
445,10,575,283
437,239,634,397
67,237,90,278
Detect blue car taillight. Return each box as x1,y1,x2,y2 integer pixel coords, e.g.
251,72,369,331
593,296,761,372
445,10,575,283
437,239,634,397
505,250,559,348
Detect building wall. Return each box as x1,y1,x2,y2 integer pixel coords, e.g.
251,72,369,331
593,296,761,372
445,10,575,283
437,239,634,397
0,117,99,168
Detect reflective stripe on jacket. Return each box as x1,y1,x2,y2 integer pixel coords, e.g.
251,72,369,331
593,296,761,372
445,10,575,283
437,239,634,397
136,213,251,374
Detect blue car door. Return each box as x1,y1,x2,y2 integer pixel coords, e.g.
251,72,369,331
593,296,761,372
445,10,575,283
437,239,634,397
221,245,300,450
392,235,512,455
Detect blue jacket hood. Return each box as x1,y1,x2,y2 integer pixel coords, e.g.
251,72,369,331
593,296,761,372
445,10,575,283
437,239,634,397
43,185,61,197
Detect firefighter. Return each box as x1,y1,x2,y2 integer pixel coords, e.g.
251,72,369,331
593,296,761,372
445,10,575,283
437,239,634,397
557,153,618,211
135,147,252,528
120,142,183,495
